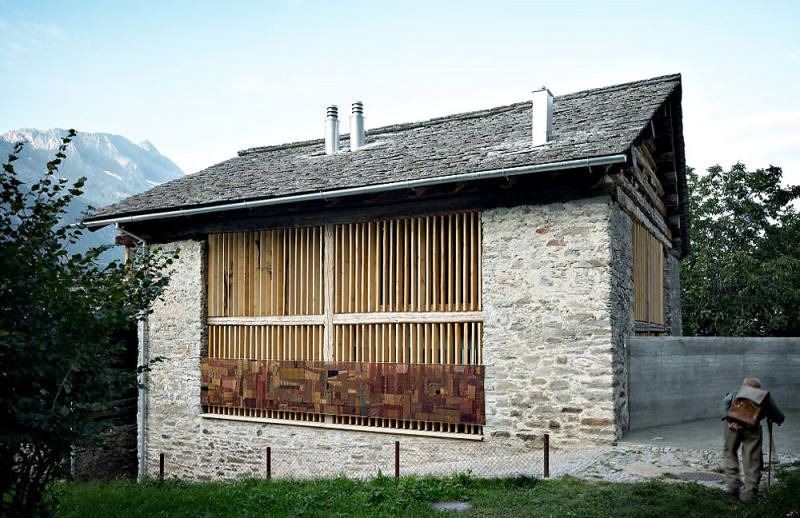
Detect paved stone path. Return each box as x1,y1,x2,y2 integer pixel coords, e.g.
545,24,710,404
553,444,800,488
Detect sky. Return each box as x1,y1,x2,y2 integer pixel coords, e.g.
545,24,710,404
2,0,799,185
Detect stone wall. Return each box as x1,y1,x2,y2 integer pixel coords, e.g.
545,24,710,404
609,203,634,435
141,198,632,480
482,196,623,445
74,398,137,480
141,239,207,479
664,253,683,336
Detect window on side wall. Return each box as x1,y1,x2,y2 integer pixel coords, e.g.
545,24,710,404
632,221,665,335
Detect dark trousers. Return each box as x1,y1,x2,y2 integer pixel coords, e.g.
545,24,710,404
723,422,763,496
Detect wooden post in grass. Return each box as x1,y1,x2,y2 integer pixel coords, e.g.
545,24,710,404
543,434,550,479
395,441,400,479
266,447,272,480
159,453,164,480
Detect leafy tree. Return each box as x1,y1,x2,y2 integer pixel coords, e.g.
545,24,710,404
681,163,800,336
0,130,176,515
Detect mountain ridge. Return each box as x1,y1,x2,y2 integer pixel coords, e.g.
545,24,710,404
1,128,185,261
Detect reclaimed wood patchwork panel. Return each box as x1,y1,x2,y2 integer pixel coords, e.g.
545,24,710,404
201,359,485,425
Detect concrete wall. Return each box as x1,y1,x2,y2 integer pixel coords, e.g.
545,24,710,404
628,337,800,430
141,198,632,480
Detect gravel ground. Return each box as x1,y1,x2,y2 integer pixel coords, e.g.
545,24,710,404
555,443,800,489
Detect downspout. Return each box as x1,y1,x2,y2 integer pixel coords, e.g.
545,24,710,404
138,299,149,482
118,224,150,482
84,154,628,228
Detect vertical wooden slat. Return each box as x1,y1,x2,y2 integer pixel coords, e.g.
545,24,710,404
455,213,461,311
449,215,456,312
366,222,372,312
348,224,355,313
381,221,388,311
272,230,277,315
411,218,418,311
471,213,478,310
476,214,482,310
261,231,268,316
389,220,396,312
403,218,410,311
424,216,431,311
462,213,468,311
267,231,274,316
208,235,216,316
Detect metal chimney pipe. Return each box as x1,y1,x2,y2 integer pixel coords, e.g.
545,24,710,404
532,87,553,146
350,101,365,151
325,105,339,155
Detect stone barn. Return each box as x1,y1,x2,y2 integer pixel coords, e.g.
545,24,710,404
86,73,689,480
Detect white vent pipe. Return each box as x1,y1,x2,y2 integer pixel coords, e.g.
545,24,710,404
532,87,553,146
325,105,339,155
350,101,365,151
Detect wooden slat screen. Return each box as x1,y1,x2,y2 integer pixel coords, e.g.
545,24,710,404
208,228,324,317
335,213,481,313
208,324,324,360
633,222,664,325
334,322,482,364
205,211,484,434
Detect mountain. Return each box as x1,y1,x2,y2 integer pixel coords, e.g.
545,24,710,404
1,128,185,262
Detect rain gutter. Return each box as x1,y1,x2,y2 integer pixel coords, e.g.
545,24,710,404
85,154,627,229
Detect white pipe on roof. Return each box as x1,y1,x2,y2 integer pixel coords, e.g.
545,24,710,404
85,154,627,228
350,102,365,151
325,105,339,155
532,87,554,146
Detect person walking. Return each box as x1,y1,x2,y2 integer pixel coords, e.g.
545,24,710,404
722,377,785,502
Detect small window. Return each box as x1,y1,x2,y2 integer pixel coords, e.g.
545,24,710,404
633,222,664,334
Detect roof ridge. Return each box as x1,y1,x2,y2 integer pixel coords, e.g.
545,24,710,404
237,73,681,158
558,73,681,100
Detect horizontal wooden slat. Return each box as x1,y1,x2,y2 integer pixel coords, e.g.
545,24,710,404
208,312,484,326
201,411,483,439
333,311,483,325
208,316,326,326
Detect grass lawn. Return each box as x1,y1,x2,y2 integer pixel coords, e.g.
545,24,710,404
54,464,800,518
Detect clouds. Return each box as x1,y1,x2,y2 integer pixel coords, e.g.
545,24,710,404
0,11,66,69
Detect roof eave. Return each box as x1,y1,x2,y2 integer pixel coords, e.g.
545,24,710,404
84,153,628,229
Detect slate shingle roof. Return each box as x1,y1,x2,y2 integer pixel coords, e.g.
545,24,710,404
86,74,682,222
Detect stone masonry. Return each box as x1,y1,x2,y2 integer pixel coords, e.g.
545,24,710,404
483,196,629,446
141,196,640,480
664,253,683,336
